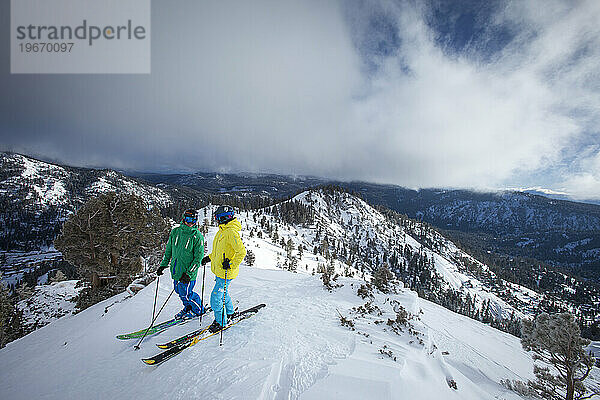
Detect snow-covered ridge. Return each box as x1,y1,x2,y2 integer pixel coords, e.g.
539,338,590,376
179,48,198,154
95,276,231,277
201,189,539,324
0,267,540,400
298,190,537,319
0,153,172,211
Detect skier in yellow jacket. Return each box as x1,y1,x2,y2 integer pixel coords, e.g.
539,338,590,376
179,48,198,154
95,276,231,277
201,205,246,333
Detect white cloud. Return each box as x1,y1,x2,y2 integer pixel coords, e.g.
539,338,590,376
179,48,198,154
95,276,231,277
328,1,578,189
3,0,600,199
559,146,600,200
330,0,600,195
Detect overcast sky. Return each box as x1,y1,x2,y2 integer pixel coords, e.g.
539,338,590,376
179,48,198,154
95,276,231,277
2,0,600,200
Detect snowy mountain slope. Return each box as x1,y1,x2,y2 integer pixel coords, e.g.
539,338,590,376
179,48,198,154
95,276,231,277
0,152,178,261
0,152,186,289
0,266,536,400
199,205,361,279
227,189,538,323
17,280,82,331
0,152,173,211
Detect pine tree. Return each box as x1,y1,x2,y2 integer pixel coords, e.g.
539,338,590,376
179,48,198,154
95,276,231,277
245,249,256,267
0,276,13,347
373,263,394,294
201,218,210,235
0,274,23,348
54,192,169,296
284,238,297,272
521,312,598,400
15,281,34,301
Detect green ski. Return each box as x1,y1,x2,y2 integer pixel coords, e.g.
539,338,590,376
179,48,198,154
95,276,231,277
116,306,211,340
142,304,266,365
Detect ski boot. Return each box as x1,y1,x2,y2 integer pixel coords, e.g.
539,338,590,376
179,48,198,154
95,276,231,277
208,320,224,333
174,306,192,320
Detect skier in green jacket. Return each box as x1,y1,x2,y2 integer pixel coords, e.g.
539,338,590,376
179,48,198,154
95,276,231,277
157,209,206,320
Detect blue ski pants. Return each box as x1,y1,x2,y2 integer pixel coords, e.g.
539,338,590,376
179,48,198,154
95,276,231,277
173,280,204,315
210,277,234,325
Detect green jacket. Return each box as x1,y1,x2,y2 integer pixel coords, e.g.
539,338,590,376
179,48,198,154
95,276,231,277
160,223,204,281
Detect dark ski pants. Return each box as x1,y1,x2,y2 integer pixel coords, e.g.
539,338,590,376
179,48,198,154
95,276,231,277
173,279,204,315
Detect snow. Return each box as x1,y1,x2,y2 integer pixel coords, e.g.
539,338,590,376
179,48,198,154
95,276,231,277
11,154,69,207
86,172,172,208
18,280,82,329
589,341,600,355
0,153,173,216
516,238,534,248
3,187,596,399
36,270,51,285
583,248,600,258
0,266,546,400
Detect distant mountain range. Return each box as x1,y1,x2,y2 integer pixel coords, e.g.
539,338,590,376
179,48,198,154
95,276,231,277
2,152,599,343
334,184,600,280
3,152,600,282
131,171,328,197
509,187,600,206
0,152,203,252
132,170,600,281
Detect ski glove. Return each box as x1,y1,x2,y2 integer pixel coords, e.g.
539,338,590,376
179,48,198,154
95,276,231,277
157,266,166,276
222,258,231,270
179,273,190,284
201,255,211,266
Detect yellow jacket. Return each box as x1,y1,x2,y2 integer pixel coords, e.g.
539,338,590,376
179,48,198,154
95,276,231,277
209,218,246,280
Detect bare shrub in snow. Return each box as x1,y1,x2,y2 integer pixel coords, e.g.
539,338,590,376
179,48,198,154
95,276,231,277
352,301,383,317
379,345,396,361
500,379,537,398
321,269,341,292
357,283,374,300
51,270,67,283
337,310,355,331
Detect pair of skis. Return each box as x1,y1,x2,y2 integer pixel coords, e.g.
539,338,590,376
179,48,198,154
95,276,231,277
115,307,212,340
142,304,266,365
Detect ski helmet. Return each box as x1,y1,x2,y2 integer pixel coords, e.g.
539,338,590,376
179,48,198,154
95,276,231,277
214,205,235,224
182,209,197,225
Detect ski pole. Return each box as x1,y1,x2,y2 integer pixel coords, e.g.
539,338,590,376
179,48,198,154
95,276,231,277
151,276,159,321
220,253,227,347
200,258,207,326
134,287,175,350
